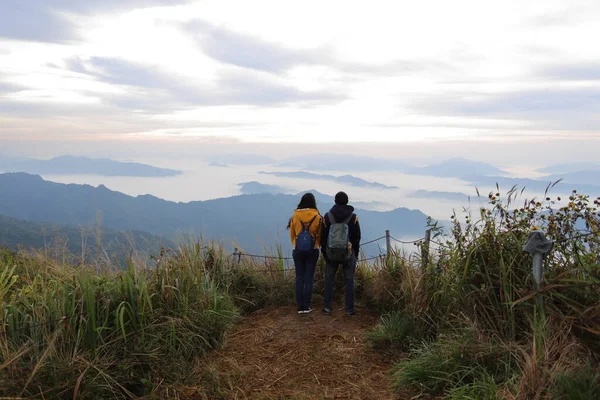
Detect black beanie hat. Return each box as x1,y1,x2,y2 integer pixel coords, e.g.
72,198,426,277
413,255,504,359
334,191,349,205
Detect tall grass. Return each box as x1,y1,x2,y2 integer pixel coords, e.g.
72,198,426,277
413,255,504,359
1,190,598,398
365,190,600,398
0,242,294,398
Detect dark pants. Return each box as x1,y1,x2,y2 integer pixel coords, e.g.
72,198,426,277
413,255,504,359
324,253,357,313
292,249,319,311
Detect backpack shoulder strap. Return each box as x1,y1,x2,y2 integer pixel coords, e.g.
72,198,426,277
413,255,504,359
327,211,336,225
342,213,353,224
304,215,317,230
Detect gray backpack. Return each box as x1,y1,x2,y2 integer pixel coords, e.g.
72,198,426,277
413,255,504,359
325,212,353,262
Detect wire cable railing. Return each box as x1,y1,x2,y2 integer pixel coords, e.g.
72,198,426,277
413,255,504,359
389,236,425,244
5,230,595,338
227,232,425,267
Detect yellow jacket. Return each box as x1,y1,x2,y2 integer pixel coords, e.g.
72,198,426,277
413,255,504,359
289,208,323,248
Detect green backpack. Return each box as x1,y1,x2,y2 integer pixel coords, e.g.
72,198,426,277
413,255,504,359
325,212,353,262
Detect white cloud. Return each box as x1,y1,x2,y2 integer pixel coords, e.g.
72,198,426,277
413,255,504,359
1,0,600,144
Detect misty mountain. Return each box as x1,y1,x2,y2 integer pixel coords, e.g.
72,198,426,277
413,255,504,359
242,184,394,211
239,181,285,195
542,171,600,187
204,154,276,166
407,157,508,178
0,173,433,255
463,175,600,196
537,162,600,174
259,171,398,189
276,153,409,172
207,161,231,168
408,190,472,202
0,155,182,177
274,154,506,179
294,190,394,211
0,214,174,265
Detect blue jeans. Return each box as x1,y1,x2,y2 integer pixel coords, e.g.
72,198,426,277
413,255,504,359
324,253,357,313
293,249,319,311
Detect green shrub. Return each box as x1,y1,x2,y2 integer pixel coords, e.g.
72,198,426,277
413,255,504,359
551,362,600,400
392,329,514,396
366,311,427,354
446,372,503,400
0,243,242,398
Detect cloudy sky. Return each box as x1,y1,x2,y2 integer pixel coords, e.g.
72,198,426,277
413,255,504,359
1,0,600,159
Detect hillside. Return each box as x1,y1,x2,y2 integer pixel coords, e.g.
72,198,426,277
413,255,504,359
1,187,598,399
0,173,434,255
259,170,398,189
0,155,182,177
0,214,174,264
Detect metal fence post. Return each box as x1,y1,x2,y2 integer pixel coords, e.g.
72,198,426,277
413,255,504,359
532,253,543,290
523,230,554,308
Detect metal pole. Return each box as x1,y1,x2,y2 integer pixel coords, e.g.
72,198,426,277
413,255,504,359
532,253,543,290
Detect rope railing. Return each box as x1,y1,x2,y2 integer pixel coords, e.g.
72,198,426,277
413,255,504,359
360,236,387,246
227,232,422,267
389,236,425,244
230,251,388,268
6,230,594,338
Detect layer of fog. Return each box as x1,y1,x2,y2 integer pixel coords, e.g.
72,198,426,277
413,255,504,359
36,155,582,223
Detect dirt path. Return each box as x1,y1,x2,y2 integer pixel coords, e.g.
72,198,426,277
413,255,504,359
194,306,405,400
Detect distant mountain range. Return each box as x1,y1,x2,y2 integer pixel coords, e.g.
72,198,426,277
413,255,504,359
541,171,600,187
239,181,285,195
0,155,182,177
463,175,600,196
205,154,275,166
405,157,508,178
0,214,174,265
239,182,394,210
537,162,600,174
207,153,507,178
258,171,398,189
408,190,472,202
0,173,435,255
207,161,231,168
275,153,410,172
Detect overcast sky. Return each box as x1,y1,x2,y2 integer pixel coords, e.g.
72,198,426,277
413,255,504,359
1,0,600,161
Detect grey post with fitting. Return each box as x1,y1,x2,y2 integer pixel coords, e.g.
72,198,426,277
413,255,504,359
523,230,554,291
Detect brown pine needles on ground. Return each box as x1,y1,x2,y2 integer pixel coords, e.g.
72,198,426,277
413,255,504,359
192,306,410,400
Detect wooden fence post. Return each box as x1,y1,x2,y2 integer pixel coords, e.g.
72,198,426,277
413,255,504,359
385,229,391,261
421,229,431,269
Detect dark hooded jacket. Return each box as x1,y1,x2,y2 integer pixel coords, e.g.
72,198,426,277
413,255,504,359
320,204,361,258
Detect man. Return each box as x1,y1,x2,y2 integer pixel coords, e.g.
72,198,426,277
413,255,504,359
320,191,361,316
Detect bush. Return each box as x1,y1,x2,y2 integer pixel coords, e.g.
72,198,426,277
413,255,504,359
371,190,600,399
366,311,428,355
551,362,600,400
0,242,295,398
392,328,513,396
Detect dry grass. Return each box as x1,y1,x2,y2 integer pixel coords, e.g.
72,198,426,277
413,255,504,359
192,306,410,400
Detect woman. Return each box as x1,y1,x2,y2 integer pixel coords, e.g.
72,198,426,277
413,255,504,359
287,193,322,314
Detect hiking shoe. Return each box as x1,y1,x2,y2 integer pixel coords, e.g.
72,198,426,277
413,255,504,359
345,310,356,316
322,307,332,315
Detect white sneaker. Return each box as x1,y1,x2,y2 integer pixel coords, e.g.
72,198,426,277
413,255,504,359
303,308,314,314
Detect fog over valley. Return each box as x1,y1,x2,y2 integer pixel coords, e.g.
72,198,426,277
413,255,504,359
3,151,599,226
